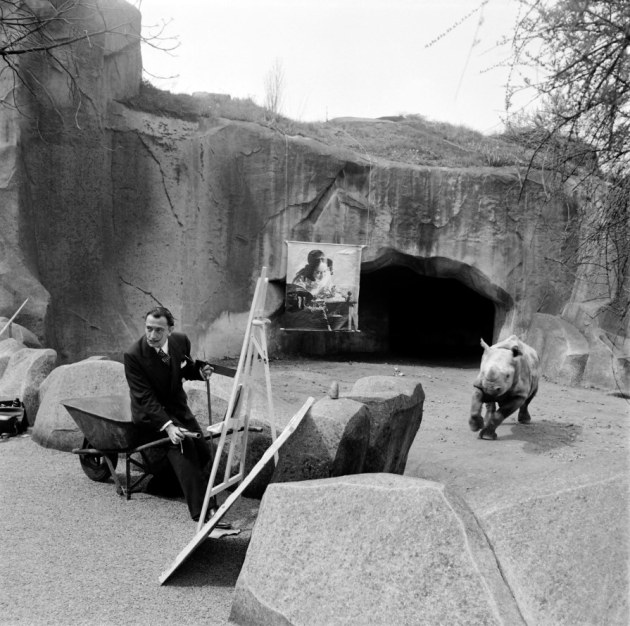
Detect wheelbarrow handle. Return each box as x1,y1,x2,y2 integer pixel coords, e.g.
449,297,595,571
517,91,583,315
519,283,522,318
132,431,199,454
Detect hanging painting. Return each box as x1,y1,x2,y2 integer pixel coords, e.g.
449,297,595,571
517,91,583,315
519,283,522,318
281,241,363,332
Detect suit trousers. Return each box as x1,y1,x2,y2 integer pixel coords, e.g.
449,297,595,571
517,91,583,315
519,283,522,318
138,417,213,521
166,434,212,520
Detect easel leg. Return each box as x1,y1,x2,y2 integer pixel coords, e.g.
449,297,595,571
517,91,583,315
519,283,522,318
196,267,277,531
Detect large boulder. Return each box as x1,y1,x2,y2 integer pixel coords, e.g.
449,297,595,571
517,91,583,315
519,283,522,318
226,375,424,498
184,378,229,427
229,474,525,626
185,375,301,499
0,347,57,423
226,418,278,500
271,397,370,484
344,375,425,473
0,338,26,378
480,473,628,625
0,318,41,349
32,358,128,451
526,313,589,386
186,377,276,499
581,329,630,393
561,301,630,391
0,263,50,344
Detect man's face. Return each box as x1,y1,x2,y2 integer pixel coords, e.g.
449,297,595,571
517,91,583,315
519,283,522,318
145,314,173,349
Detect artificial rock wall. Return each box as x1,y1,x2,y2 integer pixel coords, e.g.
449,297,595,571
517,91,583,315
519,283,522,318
0,0,627,391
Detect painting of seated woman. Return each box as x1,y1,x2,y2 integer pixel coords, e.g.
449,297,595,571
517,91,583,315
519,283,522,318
282,242,363,332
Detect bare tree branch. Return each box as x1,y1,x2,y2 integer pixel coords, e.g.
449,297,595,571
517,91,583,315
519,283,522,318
503,1,629,322
263,57,285,122
0,0,177,121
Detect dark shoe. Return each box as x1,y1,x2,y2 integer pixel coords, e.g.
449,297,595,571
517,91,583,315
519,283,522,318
208,508,233,529
192,509,233,529
194,518,233,529
215,520,233,529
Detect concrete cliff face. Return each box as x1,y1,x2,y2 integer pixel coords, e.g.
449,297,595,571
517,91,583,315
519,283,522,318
1,0,627,391
1,0,142,361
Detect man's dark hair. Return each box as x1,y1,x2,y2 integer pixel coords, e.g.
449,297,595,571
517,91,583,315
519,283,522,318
145,306,175,327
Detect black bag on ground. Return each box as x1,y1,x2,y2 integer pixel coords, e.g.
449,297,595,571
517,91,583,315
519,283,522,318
0,398,28,436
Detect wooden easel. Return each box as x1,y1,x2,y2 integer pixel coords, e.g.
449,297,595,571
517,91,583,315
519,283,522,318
159,267,316,584
196,266,278,532
159,396,313,585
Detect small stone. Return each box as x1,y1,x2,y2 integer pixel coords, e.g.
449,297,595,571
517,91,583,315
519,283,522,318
327,381,339,399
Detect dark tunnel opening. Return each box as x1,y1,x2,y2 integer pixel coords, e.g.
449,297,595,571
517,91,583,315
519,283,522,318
358,265,495,362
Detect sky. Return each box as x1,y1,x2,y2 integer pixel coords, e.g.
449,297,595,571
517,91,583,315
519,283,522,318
137,0,526,134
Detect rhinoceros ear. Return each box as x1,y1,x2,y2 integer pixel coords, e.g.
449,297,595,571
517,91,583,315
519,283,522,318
511,343,523,357
480,338,490,351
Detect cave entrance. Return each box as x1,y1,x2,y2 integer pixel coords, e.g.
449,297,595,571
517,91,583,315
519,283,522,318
275,254,511,363
359,266,495,361
352,252,514,364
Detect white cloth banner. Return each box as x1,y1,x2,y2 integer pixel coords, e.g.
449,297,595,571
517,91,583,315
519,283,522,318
281,241,363,332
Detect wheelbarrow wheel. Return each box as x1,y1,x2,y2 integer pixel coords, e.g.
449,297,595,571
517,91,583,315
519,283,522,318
79,438,118,482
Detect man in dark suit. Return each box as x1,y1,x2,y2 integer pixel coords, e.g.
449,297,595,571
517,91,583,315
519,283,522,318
124,306,214,522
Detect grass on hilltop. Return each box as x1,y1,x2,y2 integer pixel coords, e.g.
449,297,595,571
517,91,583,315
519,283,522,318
122,80,537,169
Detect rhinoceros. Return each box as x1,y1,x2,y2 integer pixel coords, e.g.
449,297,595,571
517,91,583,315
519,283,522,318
469,335,540,440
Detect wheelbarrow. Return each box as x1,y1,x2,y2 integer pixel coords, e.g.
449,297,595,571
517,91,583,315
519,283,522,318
64,370,253,500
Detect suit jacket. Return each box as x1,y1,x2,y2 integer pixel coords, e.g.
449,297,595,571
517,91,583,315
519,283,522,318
124,332,204,432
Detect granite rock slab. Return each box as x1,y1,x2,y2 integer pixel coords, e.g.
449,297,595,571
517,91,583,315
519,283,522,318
230,473,524,626
479,473,629,626
271,396,370,485
0,317,41,349
0,347,57,423
32,358,128,450
344,376,425,474
0,338,25,378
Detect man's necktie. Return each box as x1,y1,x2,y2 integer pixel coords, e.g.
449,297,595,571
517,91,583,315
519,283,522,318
157,348,170,365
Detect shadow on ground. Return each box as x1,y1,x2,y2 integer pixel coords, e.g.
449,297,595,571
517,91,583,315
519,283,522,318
499,420,583,454
164,537,251,588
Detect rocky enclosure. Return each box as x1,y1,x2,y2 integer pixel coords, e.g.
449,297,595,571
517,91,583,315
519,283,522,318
0,0,627,392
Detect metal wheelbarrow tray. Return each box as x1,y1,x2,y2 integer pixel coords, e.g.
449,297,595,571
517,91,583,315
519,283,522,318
63,391,256,501
63,394,175,500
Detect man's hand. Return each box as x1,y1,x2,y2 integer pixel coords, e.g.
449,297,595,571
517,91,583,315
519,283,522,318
165,423,185,444
200,364,214,380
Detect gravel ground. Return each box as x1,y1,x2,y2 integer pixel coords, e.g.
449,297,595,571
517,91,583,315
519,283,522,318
2,355,627,625
0,433,260,626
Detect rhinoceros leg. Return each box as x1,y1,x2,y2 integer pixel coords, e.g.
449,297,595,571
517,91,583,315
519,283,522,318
518,406,531,423
479,396,526,440
517,388,537,423
478,403,498,439
478,427,498,440
469,388,485,431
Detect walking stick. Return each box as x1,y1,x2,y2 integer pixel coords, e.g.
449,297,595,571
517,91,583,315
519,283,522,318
0,298,28,339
